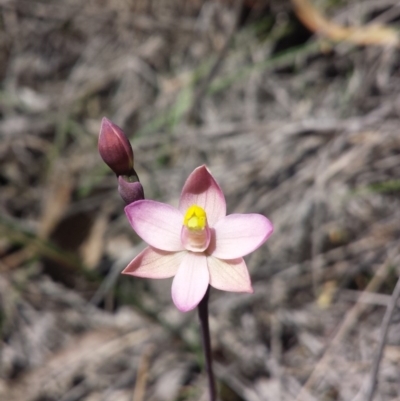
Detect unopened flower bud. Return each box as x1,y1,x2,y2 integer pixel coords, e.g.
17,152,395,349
118,174,145,205
98,117,134,176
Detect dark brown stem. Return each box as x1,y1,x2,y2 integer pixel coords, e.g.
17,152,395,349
198,287,217,401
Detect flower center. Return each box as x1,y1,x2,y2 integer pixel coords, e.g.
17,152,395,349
183,205,207,230
181,205,210,252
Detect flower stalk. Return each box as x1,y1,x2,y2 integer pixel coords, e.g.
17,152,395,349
198,287,217,401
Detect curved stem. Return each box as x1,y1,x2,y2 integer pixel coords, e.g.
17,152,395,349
198,287,217,401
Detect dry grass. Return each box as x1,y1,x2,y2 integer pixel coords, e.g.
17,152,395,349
1,1,400,400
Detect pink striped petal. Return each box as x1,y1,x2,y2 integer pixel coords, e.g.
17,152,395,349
210,214,273,259
122,247,184,278
179,165,226,227
207,256,253,293
171,252,209,312
125,200,184,252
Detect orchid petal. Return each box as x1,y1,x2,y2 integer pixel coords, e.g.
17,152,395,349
179,165,226,227
122,247,184,278
207,256,253,293
125,200,184,252
210,214,273,259
171,252,209,312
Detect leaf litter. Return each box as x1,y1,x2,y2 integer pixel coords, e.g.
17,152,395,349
1,0,400,400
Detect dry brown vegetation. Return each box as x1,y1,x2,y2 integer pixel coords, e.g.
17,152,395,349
1,0,400,400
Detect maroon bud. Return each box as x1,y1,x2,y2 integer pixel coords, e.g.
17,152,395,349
118,174,145,204
98,117,134,176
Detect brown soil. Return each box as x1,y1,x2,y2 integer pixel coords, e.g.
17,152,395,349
1,1,400,400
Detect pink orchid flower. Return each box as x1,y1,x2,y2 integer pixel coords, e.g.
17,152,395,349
122,165,273,312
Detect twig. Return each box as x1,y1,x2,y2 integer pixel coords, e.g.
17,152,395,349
295,257,393,401
90,247,140,306
214,362,262,401
187,0,243,123
89,259,125,306
291,0,399,46
365,273,400,401
270,314,283,401
132,345,154,401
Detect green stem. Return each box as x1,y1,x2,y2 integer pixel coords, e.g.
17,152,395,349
197,286,217,401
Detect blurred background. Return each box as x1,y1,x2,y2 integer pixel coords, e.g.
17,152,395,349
1,0,400,400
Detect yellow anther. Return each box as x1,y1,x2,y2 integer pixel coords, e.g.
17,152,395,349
183,205,207,230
